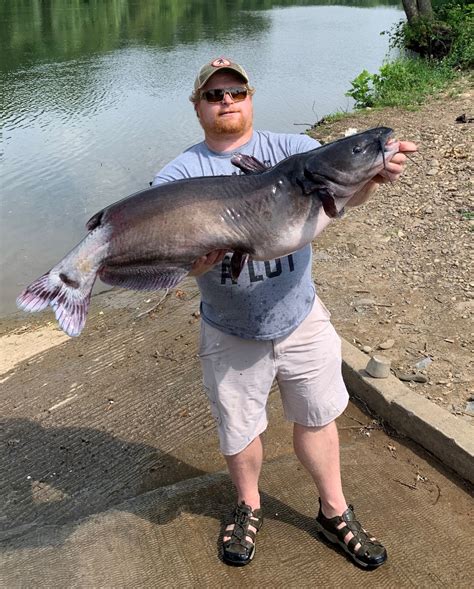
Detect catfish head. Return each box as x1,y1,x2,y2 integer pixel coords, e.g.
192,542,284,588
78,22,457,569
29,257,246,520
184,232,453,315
303,127,400,199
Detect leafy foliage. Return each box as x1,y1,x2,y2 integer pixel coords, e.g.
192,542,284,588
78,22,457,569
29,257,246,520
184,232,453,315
345,71,376,107
348,2,471,110
388,1,473,66
346,59,457,108
437,2,474,68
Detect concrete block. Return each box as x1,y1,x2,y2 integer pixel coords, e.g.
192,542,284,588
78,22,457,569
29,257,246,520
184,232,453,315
365,354,391,378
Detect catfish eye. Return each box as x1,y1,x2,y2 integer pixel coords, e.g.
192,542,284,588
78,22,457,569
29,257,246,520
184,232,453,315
352,145,363,154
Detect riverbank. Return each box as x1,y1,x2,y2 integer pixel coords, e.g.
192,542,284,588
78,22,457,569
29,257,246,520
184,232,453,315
308,76,473,420
1,79,472,422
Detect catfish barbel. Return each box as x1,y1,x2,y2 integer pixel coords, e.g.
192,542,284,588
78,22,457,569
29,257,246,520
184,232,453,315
17,127,399,337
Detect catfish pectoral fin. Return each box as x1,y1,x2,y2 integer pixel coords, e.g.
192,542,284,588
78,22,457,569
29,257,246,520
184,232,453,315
230,252,249,280
318,188,338,218
297,174,339,218
99,264,189,291
231,153,268,175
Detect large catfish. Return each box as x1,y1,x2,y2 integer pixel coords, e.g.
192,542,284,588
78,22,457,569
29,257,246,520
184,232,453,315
17,127,399,336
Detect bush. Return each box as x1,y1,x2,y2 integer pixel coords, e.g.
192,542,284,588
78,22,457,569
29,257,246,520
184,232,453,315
346,59,457,109
402,17,453,59
439,2,474,68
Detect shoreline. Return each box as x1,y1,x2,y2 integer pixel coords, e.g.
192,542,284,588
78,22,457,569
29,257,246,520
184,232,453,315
3,78,473,421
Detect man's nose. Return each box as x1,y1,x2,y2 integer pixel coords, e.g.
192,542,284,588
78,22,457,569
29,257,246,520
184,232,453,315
222,91,234,104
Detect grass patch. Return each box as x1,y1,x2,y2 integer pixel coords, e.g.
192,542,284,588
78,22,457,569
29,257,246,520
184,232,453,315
346,58,457,109
319,111,350,124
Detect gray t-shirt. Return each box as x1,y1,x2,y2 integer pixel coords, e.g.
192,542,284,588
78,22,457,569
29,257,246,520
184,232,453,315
152,130,320,340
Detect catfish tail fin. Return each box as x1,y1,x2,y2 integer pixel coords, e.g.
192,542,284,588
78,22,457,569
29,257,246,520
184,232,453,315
17,225,111,337
16,270,96,337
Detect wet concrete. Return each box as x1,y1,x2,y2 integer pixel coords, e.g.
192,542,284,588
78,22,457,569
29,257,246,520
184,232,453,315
1,284,472,587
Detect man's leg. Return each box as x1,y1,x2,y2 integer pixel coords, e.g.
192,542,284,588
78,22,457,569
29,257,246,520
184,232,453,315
222,436,263,564
222,434,263,548
276,296,349,492
199,320,272,564
293,420,347,517
293,420,387,566
224,434,263,509
199,319,273,512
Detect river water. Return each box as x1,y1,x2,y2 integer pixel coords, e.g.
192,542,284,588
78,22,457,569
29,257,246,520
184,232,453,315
0,0,403,316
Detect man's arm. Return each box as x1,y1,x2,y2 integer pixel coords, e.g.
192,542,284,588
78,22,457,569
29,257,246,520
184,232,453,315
188,250,227,276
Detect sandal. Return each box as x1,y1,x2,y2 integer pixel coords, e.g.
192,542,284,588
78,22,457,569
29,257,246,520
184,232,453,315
222,502,263,566
315,499,387,568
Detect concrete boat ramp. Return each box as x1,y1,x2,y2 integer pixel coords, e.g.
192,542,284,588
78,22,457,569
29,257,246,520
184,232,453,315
1,285,472,587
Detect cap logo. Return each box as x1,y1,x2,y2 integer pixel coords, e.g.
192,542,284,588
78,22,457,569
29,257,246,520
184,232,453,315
211,58,231,68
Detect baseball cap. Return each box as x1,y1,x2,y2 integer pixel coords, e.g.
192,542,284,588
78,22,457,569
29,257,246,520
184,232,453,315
192,57,250,95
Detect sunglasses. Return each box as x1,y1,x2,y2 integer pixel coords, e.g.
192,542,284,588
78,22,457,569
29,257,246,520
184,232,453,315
200,86,248,103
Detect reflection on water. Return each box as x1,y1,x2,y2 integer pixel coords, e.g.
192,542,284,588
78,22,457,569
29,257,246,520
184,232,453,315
1,0,400,69
0,0,403,316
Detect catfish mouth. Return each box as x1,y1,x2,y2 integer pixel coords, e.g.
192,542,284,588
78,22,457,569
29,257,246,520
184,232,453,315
382,137,400,167
375,128,401,171
368,128,398,174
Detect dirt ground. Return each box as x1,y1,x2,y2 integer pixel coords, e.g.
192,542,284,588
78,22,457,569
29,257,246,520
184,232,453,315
1,79,472,422
308,79,473,420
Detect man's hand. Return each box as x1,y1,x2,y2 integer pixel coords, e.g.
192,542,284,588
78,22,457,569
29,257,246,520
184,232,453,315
189,249,228,277
375,140,418,183
346,140,418,208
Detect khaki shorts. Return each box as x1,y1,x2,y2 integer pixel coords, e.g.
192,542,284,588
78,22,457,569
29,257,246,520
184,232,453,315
198,296,349,455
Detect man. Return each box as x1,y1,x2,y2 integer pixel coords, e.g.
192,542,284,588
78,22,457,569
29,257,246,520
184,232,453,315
153,58,416,568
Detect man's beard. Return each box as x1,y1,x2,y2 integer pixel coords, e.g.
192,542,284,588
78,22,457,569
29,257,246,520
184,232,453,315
212,113,251,135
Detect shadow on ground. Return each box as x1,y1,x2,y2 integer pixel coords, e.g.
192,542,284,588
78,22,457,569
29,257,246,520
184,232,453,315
1,416,341,566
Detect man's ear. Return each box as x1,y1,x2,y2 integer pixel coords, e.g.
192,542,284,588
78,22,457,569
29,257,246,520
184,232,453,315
194,103,200,119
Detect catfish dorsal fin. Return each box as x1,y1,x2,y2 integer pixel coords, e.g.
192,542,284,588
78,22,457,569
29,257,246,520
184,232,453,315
231,153,268,175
